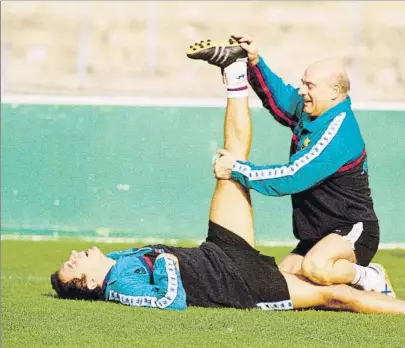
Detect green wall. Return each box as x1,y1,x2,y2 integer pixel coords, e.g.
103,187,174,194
1,103,404,243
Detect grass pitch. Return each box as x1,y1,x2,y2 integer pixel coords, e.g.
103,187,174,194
2,240,405,348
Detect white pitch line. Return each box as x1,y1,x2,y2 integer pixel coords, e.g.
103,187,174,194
1,234,405,249
1,275,48,282
2,95,405,111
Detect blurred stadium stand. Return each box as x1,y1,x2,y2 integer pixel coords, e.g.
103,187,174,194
1,1,405,101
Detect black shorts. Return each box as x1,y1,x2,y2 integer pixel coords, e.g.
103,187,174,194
291,222,379,266
206,221,292,310
153,221,291,310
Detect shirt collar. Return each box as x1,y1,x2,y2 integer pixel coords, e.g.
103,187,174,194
103,262,117,287
302,97,351,132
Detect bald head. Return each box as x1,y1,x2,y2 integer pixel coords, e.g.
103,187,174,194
307,59,350,94
299,59,350,117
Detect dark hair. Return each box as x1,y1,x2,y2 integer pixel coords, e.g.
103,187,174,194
50,271,104,301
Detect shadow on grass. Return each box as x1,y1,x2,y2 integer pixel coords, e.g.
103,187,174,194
43,293,59,299
41,292,349,314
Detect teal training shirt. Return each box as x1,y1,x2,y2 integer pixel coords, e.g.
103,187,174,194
103,247,187,310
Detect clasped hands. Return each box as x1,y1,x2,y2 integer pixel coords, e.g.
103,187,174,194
213,149,238,180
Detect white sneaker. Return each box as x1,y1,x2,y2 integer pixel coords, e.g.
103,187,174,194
368,263,396,298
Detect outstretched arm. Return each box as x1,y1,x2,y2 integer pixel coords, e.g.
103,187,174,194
215,113,363,196
232,34,303,130
248,57,303,129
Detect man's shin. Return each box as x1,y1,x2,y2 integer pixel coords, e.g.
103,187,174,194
224,97,252,161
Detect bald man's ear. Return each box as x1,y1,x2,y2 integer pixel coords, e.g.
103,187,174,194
331,84,340,100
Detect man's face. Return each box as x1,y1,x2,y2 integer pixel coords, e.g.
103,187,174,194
298,67,336,117
58,246,105,285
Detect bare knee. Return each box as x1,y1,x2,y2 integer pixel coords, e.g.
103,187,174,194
302,256,334,285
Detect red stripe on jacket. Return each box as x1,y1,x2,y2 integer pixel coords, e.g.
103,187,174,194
338,150,366,173
141,255,154,272
251,64,297,127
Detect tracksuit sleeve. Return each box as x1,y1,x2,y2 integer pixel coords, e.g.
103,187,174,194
248,56,303,129
106,256,187,310
152,256,187,310
231,114,351,196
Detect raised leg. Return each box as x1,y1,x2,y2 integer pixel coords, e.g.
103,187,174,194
208,97,255,247
187,40,255,246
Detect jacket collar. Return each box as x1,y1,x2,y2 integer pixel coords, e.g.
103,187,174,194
302,97,351,132
103,265,115,288
103,257,132,285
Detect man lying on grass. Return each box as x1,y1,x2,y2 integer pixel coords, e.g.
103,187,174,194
51,62,403,315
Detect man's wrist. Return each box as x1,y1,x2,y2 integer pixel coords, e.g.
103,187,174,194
231,160,239,171
249,56,260,66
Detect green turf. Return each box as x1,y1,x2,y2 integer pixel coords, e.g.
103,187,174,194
2,240,405,348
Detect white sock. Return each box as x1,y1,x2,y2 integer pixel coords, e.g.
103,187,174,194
351,264,379,291
223,59,248,98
